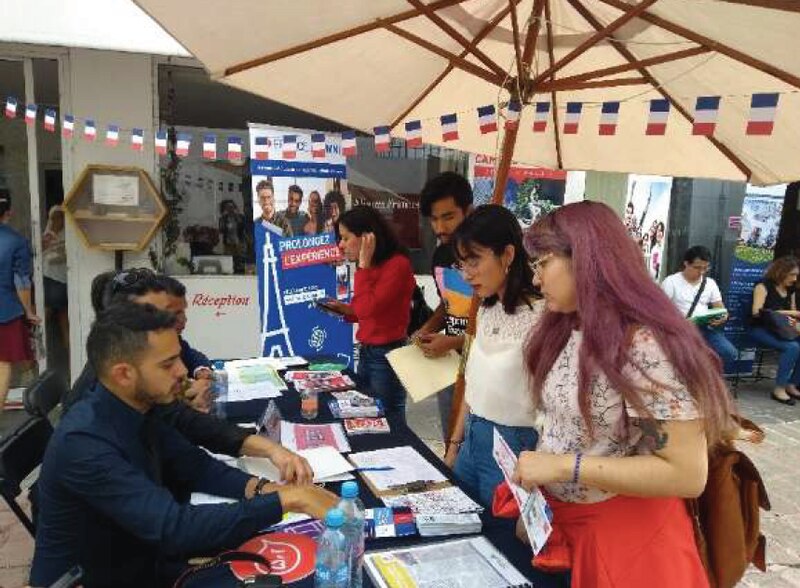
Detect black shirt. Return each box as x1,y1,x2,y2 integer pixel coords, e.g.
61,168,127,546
431,242,472,336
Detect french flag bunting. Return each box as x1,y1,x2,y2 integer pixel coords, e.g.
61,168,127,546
533,102,550,133
105,125,119,146
25,104,37,125
62,115,75,138
374,126,391,153
477,105,498,134
282,135,297,159
342,131,357,157
441,113,459,142
155,130,168,155
505,100,521,130
84,119,97,141
203,134,217,160
405,120,422,148
646,99,670,135
253,136,269,160
131,128,144,151
598,101,620,136
746,93,779,136
176,132,191,157
563,102,582,135
44,109,57,132
692,96,720,136
311,133,326,159
4,97,17,119
227,137,243,160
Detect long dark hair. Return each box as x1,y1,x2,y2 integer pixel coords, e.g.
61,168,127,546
452,205,537,313
338,205,407,266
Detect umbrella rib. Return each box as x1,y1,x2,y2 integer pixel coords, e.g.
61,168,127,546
537,77,648,91
220,0,472,77
568,0,752,180
596,0,800,90
521,0,548,72
508,0,526,82
713,0,800,12
543,0,564,170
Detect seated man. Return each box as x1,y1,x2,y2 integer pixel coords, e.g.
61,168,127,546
30,303,336,587
661,245,738,374
67,269,313,483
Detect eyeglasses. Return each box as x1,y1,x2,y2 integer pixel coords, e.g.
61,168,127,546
530,252,554,277
454,258,481,274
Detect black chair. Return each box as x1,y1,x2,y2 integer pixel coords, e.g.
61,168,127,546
24,369,67,418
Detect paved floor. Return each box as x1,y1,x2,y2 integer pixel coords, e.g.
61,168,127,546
2,374,799,587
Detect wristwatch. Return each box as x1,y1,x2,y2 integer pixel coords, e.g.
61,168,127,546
254,477,270,495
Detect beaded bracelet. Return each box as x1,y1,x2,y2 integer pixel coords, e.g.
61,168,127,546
572,452,583,484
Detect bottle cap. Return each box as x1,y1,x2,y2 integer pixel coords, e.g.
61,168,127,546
213,360,225,370
325,508,344,528
341,481,359,499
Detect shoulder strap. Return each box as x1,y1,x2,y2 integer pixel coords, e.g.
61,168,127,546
687,276,707,319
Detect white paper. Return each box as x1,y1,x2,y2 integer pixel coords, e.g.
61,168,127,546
382,485,483,514
492,428,529,510
386,344,460,402
190,492,237,505
239,446,354,483
280,421,351,453
93,174,139,207
225,357,287,402
348,446,446,493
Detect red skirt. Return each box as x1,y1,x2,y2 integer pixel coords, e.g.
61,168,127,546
494,483,709,588
0,316,33,362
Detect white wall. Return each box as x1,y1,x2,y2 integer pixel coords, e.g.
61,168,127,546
63,48,158,378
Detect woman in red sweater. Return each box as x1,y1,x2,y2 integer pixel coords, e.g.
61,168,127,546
327,206,415,422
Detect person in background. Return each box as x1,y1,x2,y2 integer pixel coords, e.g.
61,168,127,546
0,190,39,411
256,180,292,237
218,199,245,256
42,205,69,351
650,221,666,278
325,206,416,421
413,172,473,440
30,303,337,587
322,190,346,235
513,201,733,586
304,190,324,235
662,246,738,375
750,255,800,405
275,184,309,237
444,205,542,506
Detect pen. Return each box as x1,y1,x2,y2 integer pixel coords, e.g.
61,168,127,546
354,466,395,472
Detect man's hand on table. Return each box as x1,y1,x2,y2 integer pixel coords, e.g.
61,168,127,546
277,484,339,521
183,378,212,413
241,435,314,484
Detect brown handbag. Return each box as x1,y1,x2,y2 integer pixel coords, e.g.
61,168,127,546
688,418,770,588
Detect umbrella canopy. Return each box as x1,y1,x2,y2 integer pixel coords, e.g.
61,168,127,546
136,0,800,185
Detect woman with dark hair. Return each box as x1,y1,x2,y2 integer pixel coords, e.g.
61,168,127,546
511,201,733,586
750,255,800,404
325,205,415,420
322,190,346,234
444,205,542,507
304,190,324,235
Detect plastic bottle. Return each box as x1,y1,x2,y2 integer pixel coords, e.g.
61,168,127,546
212,360,228,418
314,508,349,588
338,481,366,588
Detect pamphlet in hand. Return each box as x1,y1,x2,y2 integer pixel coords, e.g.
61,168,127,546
689,307,728,325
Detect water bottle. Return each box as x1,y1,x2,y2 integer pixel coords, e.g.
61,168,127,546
314,509,349,588
212,360,228,418
338,481,366,588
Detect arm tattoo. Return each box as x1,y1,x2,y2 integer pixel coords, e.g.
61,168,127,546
634,419,669,452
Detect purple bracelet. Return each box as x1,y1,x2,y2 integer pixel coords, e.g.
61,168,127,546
572,452,583,484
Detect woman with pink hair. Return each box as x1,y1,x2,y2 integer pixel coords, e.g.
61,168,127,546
510,201,733,587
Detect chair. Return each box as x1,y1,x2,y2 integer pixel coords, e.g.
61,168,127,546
23,369,67,418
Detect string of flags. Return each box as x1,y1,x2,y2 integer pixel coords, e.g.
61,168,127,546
0,92,788,161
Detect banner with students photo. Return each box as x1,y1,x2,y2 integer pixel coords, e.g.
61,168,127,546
624,175,673,281
249,124,353,363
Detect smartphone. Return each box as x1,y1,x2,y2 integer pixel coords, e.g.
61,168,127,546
48,565,83,588
315,298,346,316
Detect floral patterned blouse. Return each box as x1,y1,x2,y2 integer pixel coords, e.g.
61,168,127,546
538,328,700,503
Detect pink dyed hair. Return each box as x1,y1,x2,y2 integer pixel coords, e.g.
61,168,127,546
524,201,734,445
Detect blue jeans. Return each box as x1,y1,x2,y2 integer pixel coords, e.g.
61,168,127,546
357,341,407,423
749,327,800,386
454,413,538,508
699,326,738,374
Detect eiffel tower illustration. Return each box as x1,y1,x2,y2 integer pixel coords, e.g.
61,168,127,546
260,234,295,358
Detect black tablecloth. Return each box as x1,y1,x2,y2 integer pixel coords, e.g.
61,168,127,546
192,384,568,588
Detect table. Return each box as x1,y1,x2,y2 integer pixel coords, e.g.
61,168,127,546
194,380,569,588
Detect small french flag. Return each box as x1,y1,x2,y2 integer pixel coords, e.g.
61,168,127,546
746,93,779,136
25,104,37,125
203,134,217,160
228,137,243,160
105,125,119,146
477,105,498,134
532,102,550,133
4,97,17,119
131,128,144,151
155,130,168,155
282,135,297,159
505,100,521,130
84,120,97,141
563,102,582,135
405,120,422,148
692,96,720,136
441,113,459,142
44,109,57,132
342,131,357,157
253,136,269,160
311,133,326,159
646,99,670,135
62,115,75,138
598,101,620,136
374,126,391,153
176,132,191,157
